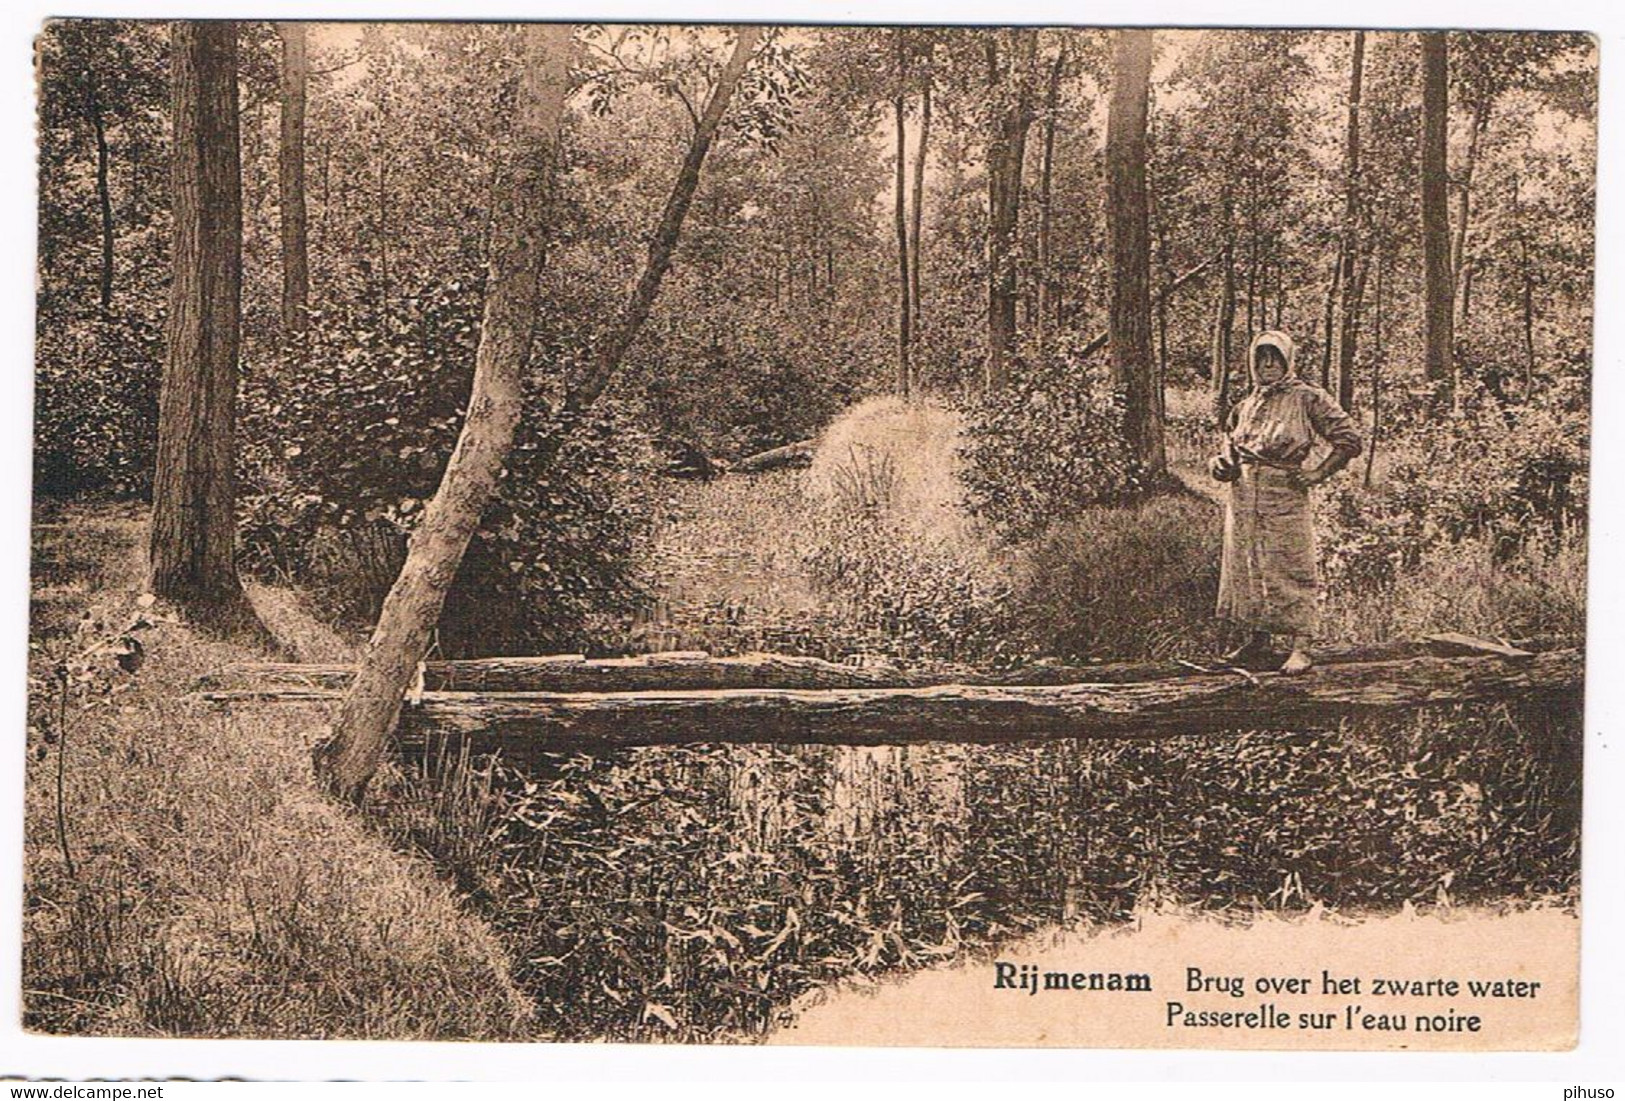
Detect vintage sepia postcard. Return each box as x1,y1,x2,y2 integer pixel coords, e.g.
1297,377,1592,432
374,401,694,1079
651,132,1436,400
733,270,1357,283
22,17,1597,1058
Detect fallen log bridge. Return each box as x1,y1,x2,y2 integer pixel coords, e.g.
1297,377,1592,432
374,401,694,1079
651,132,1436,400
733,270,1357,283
198,634,1562,695
198,645,1582,759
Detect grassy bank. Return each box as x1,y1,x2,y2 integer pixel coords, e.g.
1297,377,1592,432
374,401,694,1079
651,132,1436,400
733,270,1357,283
24,500,531,1039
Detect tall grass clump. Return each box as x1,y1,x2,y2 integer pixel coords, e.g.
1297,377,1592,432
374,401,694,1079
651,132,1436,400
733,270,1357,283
799,396,1014,665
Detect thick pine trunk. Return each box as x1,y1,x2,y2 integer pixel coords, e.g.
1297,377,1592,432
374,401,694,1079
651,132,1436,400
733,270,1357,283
150,21,257,633
278,23,310,343
1334,31,1366,411
315,24,573,802
1421,32,1455,411
1106,29,1163,477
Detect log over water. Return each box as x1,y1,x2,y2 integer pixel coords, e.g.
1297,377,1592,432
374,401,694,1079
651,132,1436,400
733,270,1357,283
198,648,1583,760
200,635,1559,695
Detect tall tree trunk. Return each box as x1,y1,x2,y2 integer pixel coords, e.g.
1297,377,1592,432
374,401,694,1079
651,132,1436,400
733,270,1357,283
1452,98,1491,307
892,32,912,397
1421,32,1455,412
1106,29,1163,478
1320,254,1340,389
278,22,310,343
150,21,256,632
1156,214,1169,390
1334,30,1366,410
1212,188,1236,423
909,67,931,343
1515,176,1536,395
984,29,1037,390
88,91,114,313
1267,258,1280,328
1244,183,1259,336
1035,44,1064,356
1365,249,1386,488
315,24,574,802
1460,261,1475,331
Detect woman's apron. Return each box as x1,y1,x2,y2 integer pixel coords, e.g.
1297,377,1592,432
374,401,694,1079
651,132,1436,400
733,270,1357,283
1217,457,1319,637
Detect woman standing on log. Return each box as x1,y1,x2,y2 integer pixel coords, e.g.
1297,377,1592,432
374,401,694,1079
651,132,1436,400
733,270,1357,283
1209,330,1363,675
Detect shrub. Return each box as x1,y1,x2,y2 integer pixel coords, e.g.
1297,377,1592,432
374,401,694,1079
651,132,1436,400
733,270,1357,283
957,346,1144,540
237,281,658,656
1007,490,1224,660
1318,394,1588,595
632,294,871,460
799,509,1013,665
33,313,163,498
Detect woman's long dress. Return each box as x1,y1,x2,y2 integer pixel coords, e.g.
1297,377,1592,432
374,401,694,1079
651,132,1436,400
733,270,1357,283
1217,380,1362,638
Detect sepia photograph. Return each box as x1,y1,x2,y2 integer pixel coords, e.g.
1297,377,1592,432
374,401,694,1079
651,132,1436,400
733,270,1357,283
19,14,1599,1057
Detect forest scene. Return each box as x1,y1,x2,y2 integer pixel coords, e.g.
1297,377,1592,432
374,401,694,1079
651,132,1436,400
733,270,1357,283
26,22,1593,1044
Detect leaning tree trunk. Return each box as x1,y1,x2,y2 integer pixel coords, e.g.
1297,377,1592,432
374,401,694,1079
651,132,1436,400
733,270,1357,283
1106,28,1163,478
315,24,573,802
548,26,762,425
150,21,258,634
319,27,763,802
1421,32,1455,413
1334,30,1366,411
278,22,310,343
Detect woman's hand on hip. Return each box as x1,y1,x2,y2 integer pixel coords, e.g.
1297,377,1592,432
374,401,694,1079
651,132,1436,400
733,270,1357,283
1288,465,1330,490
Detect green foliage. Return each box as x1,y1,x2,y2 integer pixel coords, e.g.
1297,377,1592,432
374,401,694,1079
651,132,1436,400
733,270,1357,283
799,510,1013,665
1318,390,1587,594
33,314,163,497
634,295,868,460
957,350,1144,540
1008,491,1224,660
237,281,658,656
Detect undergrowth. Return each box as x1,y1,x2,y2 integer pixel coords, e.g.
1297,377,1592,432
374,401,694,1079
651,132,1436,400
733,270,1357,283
24,500,531,1039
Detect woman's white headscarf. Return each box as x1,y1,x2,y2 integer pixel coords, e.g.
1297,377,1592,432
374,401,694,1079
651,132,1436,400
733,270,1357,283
1247,330,1297,386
